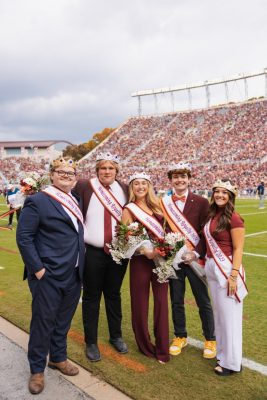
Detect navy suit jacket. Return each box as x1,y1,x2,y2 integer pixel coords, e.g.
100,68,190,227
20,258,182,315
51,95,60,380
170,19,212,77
16,191,85,281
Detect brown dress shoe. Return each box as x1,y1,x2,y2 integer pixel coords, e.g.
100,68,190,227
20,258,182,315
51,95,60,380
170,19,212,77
29,372,44,394
48,360,79,376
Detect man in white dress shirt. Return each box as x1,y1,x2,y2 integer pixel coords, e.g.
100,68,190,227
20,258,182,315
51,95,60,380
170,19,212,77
75,153,128,361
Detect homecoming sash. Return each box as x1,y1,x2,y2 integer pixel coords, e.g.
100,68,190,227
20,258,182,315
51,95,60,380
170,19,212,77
161,195,200,248
125,203,165,240
43,186,84,226
90,177,123,223
204,220,248,302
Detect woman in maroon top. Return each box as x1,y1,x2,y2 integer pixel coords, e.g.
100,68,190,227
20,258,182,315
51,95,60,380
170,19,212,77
203,179,246,376
122,172,170,364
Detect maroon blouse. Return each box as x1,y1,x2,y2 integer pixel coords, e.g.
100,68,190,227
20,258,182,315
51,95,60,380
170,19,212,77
206,211,244,257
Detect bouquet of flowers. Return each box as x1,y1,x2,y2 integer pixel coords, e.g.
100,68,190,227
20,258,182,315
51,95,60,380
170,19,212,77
10,172,50,208
20,172,49,195
173,244,207,285
152,232,185,283
108,222,151,264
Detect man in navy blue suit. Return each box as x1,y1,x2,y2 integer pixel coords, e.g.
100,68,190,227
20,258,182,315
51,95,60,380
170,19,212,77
16,157,85,395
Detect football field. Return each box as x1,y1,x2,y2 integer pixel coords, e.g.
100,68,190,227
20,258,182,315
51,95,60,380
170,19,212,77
0,196,266,400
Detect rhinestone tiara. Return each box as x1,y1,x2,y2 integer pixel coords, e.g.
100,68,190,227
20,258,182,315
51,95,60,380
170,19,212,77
168,162,192,173
129,171,152,184
96,152,120,163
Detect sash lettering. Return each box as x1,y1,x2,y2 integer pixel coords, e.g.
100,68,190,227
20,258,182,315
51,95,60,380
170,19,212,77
125,203,164,240
204,220,248,302
90,177,123,222
43,186,84,225
161,196,199,247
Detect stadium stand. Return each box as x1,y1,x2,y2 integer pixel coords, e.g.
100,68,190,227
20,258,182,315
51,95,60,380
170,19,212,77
1,99,266,193
78,99,267,192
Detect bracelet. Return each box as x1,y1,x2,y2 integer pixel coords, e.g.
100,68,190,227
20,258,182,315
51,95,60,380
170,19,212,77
232,268,239,271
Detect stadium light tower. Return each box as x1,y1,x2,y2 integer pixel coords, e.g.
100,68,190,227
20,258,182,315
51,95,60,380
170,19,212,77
132,68,266,115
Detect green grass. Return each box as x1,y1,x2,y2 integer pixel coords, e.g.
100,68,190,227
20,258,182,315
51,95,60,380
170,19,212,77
0,197,267,400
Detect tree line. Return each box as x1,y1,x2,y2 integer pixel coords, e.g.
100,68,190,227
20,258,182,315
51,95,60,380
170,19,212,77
63,127,114,160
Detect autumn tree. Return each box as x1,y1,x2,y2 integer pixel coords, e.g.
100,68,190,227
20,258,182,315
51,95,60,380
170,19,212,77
63,128,114,160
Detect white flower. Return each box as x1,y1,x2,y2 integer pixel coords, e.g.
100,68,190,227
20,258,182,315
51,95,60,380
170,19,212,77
128,222,139,231
23,177,37,187
165,232,184,246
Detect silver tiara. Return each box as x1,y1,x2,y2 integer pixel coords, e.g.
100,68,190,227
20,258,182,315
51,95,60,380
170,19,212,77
96,152,120,163
168,162,192,173
129,172,152,184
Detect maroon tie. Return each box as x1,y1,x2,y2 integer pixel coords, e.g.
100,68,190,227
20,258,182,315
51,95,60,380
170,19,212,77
104,186,112,254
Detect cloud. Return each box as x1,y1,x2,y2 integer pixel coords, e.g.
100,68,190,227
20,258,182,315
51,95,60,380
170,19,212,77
0,0,266,143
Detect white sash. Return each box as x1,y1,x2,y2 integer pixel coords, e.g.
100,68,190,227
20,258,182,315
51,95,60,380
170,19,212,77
204,220,248,302
90,177,123,223
125,203,165,240
43,186,84,225
161,195,200,247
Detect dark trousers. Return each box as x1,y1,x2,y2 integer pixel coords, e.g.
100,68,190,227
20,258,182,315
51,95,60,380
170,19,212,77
130,256,170,362
9,207,21,225
169,264,215,340
28,268,81,374
82,245,127,344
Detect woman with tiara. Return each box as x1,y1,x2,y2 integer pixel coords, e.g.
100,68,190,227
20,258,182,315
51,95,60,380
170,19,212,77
121,172,170,364
202,179,248,375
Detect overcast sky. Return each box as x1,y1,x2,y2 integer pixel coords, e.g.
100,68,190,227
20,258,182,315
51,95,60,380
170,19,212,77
0,0,266,144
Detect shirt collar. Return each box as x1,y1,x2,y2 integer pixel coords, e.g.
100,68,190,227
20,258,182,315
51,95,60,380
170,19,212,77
172,188,188,199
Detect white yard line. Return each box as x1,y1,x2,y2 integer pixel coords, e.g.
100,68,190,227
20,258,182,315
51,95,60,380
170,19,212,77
236,204,258,208
241,212,267,216
243,252,267,258
245,231,267,237
188,337,267,376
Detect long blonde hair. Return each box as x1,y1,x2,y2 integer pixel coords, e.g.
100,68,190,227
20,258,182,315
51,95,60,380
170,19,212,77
128,180,162,215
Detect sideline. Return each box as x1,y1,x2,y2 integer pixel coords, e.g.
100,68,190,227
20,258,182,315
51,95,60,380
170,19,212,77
1,315,267,381
243,252,267,258
241,212,267,216
245,231,267,237
188,337,267,376
0,316,132,400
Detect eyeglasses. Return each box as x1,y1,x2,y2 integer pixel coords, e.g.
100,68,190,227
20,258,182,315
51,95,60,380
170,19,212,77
54,170,76,177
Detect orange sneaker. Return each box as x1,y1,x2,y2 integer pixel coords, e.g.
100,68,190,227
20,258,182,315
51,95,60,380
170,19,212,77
169,337,187,356
203,340,216,359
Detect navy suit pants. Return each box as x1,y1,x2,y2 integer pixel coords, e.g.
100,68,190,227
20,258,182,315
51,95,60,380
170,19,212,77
28,268,81,373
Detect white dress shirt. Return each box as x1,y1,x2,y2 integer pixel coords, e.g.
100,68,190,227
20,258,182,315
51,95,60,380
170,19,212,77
172,189,188,212
84,180,127,247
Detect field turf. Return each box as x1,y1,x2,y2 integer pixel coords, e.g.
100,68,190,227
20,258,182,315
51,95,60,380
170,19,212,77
0,197,266,400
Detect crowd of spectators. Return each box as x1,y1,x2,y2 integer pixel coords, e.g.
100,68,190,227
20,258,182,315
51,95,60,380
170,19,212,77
78,99,267,193
1,99,266,195
0,157,49,189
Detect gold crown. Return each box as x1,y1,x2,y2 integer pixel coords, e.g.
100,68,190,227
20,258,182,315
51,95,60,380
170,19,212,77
212,179,238,196
51,157,76,170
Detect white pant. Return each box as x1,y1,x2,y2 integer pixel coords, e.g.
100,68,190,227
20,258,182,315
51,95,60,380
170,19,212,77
205,258,243,371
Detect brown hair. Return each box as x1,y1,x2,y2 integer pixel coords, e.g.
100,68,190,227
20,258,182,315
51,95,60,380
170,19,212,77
168,169,191,180
206,187,242,232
